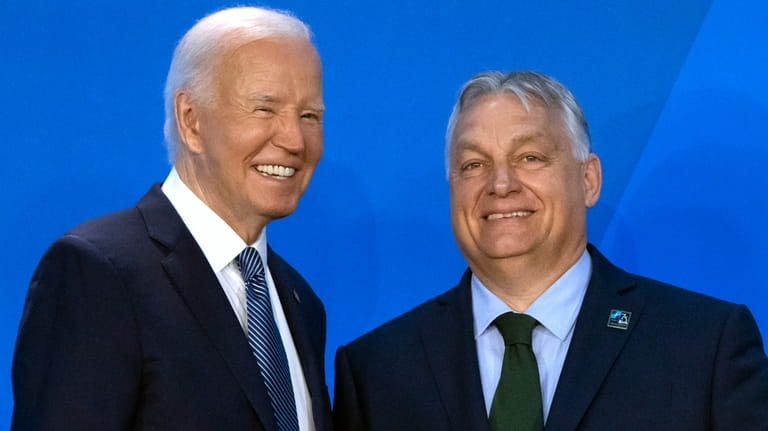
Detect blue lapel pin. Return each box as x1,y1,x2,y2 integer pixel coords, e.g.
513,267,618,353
607,309,631,330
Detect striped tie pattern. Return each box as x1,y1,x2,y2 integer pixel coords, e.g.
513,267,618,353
237,247,299,431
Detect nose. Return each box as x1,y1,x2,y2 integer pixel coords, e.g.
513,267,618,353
272,114,305,154
487,164,521,197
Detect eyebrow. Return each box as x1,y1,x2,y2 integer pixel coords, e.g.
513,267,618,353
246,94,324,111
247,94,279,104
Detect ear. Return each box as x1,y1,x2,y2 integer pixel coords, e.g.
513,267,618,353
174,90,204,154
582,153,602,208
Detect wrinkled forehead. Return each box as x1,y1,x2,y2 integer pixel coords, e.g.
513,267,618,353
209,36,322,93
215,33,318,67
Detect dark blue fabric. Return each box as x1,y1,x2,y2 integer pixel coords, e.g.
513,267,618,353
11,184,332,431
333,245,768,430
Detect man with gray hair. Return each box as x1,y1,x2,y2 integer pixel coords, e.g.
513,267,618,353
12,7,331,430
333,71,768,430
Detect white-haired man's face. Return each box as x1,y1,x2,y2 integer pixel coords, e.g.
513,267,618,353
175,36,324,241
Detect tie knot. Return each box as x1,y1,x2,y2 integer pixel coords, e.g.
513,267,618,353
494,312,538,346
237,247,265,282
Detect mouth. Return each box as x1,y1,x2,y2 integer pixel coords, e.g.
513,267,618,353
255,164,296,179
486,210,533,220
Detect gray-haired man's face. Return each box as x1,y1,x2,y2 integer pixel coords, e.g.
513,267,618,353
447,93,601,275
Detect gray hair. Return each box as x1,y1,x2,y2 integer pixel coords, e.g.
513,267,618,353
445,71,591,174
163,7,311,163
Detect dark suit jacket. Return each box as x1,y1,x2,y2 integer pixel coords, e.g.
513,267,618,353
12,184,332,431
334,245,768,430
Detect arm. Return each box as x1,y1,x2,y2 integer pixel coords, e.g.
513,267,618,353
12,235,142,430
711,304,768,428
333,345,366,431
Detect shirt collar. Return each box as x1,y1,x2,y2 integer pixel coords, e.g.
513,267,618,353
472,249,592,341
160,168,268,271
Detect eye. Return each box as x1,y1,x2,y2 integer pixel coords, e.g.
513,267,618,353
301,111,322,121
523,154,540,162
253,106,274,115
461,161,485,171
518,153,549,167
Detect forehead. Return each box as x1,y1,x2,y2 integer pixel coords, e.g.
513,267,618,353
452,93,565,148
213,36,322,92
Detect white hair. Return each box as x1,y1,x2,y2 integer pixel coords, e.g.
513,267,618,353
445,71,591,175
163,7,311,163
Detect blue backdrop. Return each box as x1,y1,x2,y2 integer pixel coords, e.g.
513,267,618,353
2,0,766,424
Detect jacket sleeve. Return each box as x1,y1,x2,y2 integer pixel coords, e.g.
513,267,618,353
12,234,142,430
711,304,768,428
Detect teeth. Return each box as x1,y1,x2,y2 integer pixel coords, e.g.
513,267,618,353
487,211,532,220
256,164,295,177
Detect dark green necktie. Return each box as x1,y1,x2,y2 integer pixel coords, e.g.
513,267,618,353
489,312,544,431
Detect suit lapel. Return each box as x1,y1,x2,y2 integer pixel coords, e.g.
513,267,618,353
420,271,491,431
136,185,277,431
545,245,645,431
268,248,332,431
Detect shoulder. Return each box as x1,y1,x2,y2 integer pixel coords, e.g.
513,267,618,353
630,273,763,352
36,185,176,284
37,206,140,261
589,244,740,317
587,246,763,358
68,207,144,245
48,184,175,267
612,264,768,420
631,270,733,306
625,269,743,324
29,208,149,300
53,207,151,268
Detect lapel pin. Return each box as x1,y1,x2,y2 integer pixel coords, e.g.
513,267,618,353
607,309,631,330
293,290,301,303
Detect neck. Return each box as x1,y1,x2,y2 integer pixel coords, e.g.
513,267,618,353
471,242,587,312
174,160,267,244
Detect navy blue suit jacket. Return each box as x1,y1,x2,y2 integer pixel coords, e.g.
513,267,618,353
12,184,332,431
334,246,768,430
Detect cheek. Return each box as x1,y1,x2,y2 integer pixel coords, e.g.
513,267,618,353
308,140,323,162
300,126,323,157
449,186,467,215
450,178,484,207
450,189,482,240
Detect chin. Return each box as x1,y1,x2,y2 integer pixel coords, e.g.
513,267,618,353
260,204,300,220
479,243,536,260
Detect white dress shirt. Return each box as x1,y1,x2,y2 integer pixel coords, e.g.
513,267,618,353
472,250,591,423
161,168,315,431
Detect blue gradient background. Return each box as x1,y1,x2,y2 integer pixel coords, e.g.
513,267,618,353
2,0,766,423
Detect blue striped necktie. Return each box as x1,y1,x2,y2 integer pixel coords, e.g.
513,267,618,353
237,247,299,431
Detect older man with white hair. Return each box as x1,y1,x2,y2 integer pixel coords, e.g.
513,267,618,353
12,7,331,431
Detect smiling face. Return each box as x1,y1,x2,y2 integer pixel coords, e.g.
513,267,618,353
448,93,601,278
174,36,323,242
